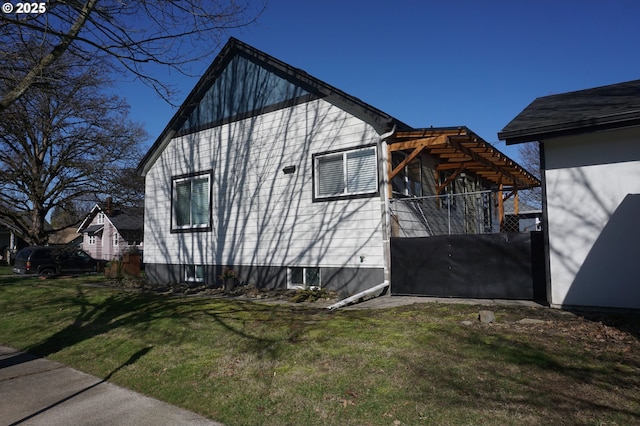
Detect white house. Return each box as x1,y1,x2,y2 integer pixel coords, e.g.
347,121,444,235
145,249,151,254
499,80,640,310
138,38,539,298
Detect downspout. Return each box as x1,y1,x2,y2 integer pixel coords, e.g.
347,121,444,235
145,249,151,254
328,124,396,310
378,124,397,293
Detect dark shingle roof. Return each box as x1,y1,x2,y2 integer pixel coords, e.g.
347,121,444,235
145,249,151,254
498,79,640,144
109,209,144,231
84,224,104,235
78,207,143,234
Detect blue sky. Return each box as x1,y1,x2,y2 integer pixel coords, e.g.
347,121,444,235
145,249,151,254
121,0,640,163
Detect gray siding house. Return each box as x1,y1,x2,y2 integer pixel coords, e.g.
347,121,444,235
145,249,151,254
138,38,538,298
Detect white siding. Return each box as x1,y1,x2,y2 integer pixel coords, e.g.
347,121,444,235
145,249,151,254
144,99,384,272
543,127,640,309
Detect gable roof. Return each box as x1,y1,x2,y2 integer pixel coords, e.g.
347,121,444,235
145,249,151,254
137,37,411,176
77,204,143,234
498,79,640,144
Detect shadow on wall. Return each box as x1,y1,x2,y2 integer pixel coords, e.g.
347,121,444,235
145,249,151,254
564,193,640,309
143,56,382,296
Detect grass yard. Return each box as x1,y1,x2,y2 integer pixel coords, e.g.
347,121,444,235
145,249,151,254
0,271,639,425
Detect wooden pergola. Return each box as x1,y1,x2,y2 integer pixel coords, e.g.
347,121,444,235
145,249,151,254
387,127,541,225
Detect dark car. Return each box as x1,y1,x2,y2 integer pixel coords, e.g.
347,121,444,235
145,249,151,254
12,246,102,276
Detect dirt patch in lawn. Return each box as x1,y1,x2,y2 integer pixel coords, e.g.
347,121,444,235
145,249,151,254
104,276,341,306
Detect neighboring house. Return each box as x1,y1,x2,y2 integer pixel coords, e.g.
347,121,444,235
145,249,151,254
77,198,144,261
503,198,542,233
0,219,27,264
49,226,82,247
499,79,640,310
138,38,538,297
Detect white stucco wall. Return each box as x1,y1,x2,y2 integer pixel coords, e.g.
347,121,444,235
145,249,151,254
143,98,385,273
543,126,640,309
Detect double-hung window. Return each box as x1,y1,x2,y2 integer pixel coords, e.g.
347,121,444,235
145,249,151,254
172,172,211,231
314,146,378,200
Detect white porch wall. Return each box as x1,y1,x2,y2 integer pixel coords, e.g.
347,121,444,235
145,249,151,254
544,127,640,309
144,98,384,270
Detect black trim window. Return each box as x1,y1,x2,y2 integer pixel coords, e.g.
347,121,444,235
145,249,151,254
172,172,211,231
184,265,205,283
314,146,378,200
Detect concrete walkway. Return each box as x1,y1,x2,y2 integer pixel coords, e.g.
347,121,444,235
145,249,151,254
0,346,222,426
342,294,544,310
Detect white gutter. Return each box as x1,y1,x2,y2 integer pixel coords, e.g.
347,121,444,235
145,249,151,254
377,124,396,293
329,125,396,310
328,282,389,310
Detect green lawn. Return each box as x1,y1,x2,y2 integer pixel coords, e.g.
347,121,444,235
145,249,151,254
1,272,639,425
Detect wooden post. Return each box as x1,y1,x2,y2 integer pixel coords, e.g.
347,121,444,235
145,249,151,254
498,184,504,231
387,144,394,199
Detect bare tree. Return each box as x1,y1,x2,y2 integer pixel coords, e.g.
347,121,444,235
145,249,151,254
517,141,542,208
0,48,147,245
110,167,146,208
0,0,263,111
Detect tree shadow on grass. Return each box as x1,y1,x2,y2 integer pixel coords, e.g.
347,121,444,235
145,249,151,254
400,327,640,423
566,309,640,341
20,282,347,363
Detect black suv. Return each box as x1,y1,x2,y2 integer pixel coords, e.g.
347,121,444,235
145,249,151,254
12,246,102,276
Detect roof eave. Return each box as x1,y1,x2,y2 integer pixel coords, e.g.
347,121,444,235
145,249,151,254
76,204,102,233
500,111,640,144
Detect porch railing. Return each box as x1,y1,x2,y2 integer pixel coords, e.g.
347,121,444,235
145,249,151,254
389,190,535,237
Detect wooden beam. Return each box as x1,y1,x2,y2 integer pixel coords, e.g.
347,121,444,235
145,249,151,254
389,145,426,180
436,161,477,170
498,184,504,231
387,145,393,199
436,168,463,195
448,135,522,188
394,128,467,140
388,134,449,151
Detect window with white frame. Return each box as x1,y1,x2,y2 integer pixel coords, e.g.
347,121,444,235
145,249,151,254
97,213,105,224
288,267,321,288
88,234,95,245
112,232,119,247
314,146,378,199
185,265,205,283
172,172,211,231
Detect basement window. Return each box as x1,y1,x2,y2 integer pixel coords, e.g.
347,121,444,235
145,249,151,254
184,265,205,283
288,267,321,289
